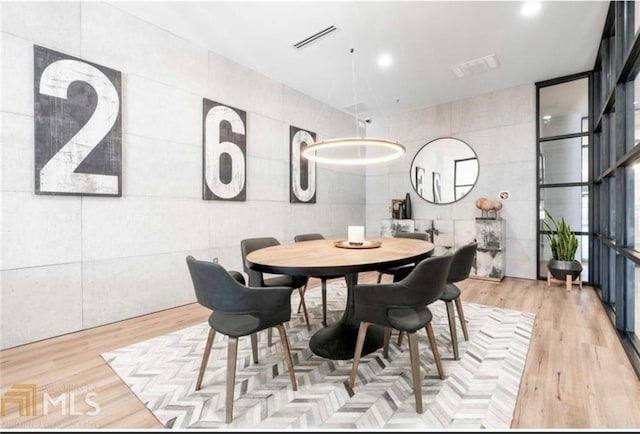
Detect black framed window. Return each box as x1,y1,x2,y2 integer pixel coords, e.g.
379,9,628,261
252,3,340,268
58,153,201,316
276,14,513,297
536,74,590,283
591,1,640,377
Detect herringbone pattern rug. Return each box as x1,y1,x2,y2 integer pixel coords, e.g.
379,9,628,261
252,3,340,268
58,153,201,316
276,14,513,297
102,281,535,429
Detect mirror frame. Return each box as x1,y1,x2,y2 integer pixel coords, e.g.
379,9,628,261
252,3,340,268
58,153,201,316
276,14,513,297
409,137,479,204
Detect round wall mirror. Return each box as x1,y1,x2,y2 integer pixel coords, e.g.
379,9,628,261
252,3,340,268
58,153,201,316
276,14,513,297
410,137,479,204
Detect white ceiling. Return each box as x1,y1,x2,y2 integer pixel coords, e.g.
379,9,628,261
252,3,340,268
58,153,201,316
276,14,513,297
110,1,609,122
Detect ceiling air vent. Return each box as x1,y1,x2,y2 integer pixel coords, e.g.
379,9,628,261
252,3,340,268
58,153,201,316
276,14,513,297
293,25,338,50
449,54,500,78
342,102,368,114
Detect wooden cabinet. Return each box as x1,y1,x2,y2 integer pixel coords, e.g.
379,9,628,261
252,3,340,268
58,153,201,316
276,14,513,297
471,218,506,281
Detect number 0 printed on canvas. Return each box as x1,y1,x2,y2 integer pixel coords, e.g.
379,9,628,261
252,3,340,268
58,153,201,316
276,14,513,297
290,125,316,203
33,45,122,196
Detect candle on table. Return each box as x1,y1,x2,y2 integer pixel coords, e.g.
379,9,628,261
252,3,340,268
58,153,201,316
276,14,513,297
348,225,365,245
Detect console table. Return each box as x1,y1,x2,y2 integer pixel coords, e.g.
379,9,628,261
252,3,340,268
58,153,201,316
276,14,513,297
380,217,506,281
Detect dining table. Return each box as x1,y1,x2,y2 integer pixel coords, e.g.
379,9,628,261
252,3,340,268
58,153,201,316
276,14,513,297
245,237,434,360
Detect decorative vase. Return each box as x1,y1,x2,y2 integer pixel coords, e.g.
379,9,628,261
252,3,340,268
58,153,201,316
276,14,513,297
404,193,412,219
547,259,583,281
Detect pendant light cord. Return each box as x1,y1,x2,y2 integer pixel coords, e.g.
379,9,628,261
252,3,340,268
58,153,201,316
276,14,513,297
350,47,360,137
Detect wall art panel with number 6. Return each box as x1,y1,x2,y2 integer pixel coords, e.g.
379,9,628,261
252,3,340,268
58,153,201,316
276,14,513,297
34,45,122,196
289,125,316,203
203,98,246,201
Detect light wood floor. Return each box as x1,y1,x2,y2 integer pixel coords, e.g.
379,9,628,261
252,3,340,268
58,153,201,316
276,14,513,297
1,273,639,429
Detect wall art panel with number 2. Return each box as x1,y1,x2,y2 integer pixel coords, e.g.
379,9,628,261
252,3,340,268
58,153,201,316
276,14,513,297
289,125,316,203
33,45,122,196
202,98,247,201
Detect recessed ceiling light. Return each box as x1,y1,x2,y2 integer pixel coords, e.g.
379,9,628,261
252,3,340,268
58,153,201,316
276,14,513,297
377,53,393,69
521,1,541,17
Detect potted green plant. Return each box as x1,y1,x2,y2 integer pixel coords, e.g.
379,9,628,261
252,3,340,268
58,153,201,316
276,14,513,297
542,209,582,281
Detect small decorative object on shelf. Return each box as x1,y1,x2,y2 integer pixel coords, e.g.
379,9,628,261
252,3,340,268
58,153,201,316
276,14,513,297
404,192,412,219
391,199,404,219
475,197,503,219
542,209,582,291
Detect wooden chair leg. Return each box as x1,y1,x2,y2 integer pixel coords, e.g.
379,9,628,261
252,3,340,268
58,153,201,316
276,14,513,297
275,324,297,391
321,278,328,327
397,331,405,347
383,327,392,359
425,322,445,380
407,332,423,414
250,332,259,364
348,322,370,388
196,328,216,391
454,297,469,341
225,337,238,424
445,301,459,360
298,287,311,331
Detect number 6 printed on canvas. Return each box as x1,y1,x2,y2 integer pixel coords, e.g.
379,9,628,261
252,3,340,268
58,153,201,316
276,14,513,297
34,45,122,196
202,99,247,201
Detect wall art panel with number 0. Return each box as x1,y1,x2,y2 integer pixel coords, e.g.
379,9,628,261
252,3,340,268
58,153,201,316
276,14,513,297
33,45,122,196
202,99,247,201
289,125,316,203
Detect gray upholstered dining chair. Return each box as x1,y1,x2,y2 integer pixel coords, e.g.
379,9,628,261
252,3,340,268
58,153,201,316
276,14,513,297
348,253,454,414
240,237,311,331
293,233,346,327
397,242,478,359
441,242,477,360
376,231,431,283
185,255,297,423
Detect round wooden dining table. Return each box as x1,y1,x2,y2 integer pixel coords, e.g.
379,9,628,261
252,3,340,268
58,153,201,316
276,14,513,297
246,237,434,360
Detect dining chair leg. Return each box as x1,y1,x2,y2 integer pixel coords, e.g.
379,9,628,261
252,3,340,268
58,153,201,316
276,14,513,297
454,297,469,341
298,287,311,331
321,278,328,327
296,281,308,314
250,332,259,363
445,301,459,360
348,322,370,388
267,328,273,347
275,324,298,391
397,331,405,347
225,337,238,424
383,327,392,359
425,322,445,380
407,332,423,414
195,328,216,391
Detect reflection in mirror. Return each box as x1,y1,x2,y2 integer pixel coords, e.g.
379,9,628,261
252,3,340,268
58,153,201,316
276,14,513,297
410,137,479,204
